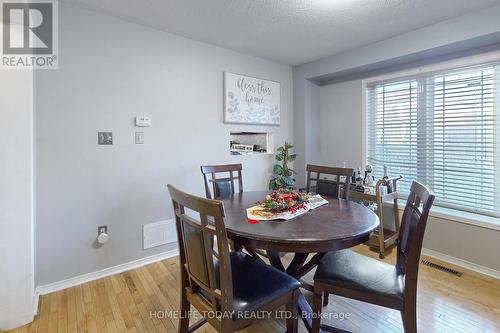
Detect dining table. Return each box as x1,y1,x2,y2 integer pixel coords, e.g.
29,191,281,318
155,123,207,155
221,190,380,333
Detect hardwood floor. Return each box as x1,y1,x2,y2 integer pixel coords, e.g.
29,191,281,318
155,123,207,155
7,245,500,333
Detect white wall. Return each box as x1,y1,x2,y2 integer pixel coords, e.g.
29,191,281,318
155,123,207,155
319,79,363,169
35,3,293,286
0,69,34,329
293,79,321,188
305,81,321,172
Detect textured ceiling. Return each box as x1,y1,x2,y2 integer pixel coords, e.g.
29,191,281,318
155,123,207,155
63,0,500,65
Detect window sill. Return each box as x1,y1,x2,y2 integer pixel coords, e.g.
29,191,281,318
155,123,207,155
395,200,500,232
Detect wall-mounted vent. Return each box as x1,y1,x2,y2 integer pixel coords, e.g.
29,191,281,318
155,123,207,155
421,259,463,277
143,219,177,250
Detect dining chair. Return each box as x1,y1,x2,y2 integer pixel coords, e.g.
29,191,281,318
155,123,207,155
311,181,434,333
167,184,300,333
306,164,353,200
200,164,243,199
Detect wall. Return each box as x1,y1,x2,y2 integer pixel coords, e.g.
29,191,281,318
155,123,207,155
319,79,363,169
0,69,34,329
319,73,500,273
293,79,321,187
424,216,500,271
35,3,293,286
304,81,321,177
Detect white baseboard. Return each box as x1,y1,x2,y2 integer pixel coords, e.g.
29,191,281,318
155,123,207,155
33,293,40,315
35,248,179,297
422,248,500,280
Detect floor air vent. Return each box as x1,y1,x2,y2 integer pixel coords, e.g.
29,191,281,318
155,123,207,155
421,260,463,277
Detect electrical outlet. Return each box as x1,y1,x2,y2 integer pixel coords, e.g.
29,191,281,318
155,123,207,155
98,226,107,234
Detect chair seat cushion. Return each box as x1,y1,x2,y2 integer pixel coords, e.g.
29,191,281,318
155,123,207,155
314,249,404,303
214,251,300,319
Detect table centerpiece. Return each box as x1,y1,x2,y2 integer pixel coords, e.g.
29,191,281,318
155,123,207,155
247,188,328,221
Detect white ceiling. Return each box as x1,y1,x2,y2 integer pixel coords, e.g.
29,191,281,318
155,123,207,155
63,0,500,66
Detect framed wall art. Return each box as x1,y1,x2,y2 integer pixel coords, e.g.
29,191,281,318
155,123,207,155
223,72,280,125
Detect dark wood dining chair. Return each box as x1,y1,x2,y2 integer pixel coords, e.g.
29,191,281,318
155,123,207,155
311,181,434,333
167,184,300,333
306,164,353,200
200,164,243,199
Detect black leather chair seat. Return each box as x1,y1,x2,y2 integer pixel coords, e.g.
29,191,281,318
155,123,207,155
314,249,404,302
212,251,300,320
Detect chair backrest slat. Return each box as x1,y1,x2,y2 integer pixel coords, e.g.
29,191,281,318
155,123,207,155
181,216,211,286
200,214,219,308
306,164,353,200
396,181,435,285
167,184,234,313
201,164,243,199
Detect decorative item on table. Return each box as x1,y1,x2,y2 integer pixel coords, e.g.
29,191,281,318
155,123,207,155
355,167,365,192
269,142,296,190
364,164,375,186
260,189,309,213
247,189,328,221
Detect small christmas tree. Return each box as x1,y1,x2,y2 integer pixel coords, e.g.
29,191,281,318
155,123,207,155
269,142,296,190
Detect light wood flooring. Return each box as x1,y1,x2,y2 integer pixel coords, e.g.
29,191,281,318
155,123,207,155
7,245,500,333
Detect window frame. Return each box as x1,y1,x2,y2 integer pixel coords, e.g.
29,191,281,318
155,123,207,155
362,51,500,225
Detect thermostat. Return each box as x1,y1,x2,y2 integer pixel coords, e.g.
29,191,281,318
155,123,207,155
135,116,151,127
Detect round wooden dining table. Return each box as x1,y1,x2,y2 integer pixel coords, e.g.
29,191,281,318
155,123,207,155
221,191,379,333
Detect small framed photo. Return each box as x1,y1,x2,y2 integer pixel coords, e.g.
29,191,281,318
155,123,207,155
98,132,113,145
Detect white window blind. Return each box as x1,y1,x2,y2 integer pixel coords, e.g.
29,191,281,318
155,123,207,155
367,64,500,216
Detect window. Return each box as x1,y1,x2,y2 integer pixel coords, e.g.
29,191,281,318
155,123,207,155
366,64,500,217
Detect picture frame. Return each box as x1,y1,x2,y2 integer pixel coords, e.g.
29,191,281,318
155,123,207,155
223,72,281,126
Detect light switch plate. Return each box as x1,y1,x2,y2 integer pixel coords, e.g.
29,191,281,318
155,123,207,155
135,132,144,144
